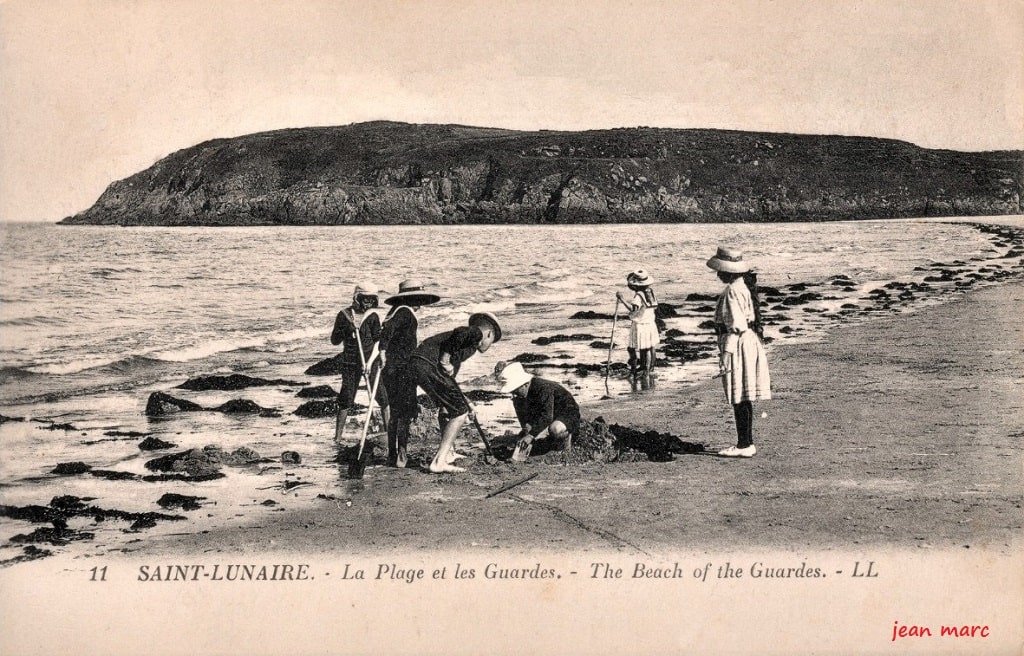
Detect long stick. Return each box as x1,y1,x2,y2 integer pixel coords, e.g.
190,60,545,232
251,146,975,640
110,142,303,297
485,472,539,499
356,365,383,460
603,299,621,397
459,388,494,457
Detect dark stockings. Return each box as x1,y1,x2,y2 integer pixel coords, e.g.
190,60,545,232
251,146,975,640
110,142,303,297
732,401,754,448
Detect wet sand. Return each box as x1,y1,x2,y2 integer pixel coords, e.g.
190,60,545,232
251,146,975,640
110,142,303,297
132,279,1024,557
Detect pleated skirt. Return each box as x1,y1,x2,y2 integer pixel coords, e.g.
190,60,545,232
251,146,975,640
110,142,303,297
629,321,661,350
721,331,772,404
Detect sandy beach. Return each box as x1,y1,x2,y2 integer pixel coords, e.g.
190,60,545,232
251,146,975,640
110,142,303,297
126,278,1024,558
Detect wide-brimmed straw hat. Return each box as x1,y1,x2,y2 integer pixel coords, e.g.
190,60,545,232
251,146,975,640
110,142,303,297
468,311,503,342
626,269,653,287
499,362,533,393
706,246,751,274
384,279,441,306
352,282,379,300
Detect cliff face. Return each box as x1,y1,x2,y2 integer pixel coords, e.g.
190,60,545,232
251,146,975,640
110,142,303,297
61,121,1023,225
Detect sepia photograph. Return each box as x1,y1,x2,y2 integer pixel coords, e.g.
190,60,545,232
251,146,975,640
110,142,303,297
1,1,1021,654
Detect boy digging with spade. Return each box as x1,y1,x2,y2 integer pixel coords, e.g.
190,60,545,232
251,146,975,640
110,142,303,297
408,312,502,473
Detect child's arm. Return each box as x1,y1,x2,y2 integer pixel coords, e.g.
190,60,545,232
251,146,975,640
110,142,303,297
330,310,349,347
438,326,482,375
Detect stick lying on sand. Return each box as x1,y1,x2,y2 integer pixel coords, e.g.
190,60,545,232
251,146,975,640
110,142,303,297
485,472,539,498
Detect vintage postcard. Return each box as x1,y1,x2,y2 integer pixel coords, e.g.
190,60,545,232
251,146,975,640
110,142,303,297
1,1,1021,654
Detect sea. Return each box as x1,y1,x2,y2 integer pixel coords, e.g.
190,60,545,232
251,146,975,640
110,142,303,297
1,218,1022,561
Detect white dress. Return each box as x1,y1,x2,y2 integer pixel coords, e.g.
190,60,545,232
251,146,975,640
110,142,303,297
628,292,661,350
715,278,771,404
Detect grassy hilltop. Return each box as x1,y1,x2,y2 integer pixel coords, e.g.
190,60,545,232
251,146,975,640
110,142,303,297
61,121,1023,225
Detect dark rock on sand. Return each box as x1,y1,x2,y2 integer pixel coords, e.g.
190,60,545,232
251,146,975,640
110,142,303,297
610,424,705,462
176,373,305,391
464,389,505,402
697,320,717,330
11,526,96,546
532,333,599,345
296,385,337,398
146,445,265,476
569,311,615,320
281,451,301,465
0,414,24,424
145,392,203,416
0,545,53,567
0,504,64,524
213,399,281,417
156,493,206,511
145,448,223,477
89,470,139,481
138,436,177,451
655,303,680,318
39,421,78,431
140,472,225,482
3,495,185,542
294,399,339,418
781,291,824,306
512,353,550,363
305,354,347,376
685,293,718,302
51,462,92,476
105,429,149,438
589,341,612,350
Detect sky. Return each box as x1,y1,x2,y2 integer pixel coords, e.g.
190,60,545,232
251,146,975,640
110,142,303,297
0,0,1021,222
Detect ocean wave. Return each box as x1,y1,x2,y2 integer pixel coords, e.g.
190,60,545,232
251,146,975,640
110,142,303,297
152,337,269,362
88,266,143,278
152,324,327,362
0,315,63,327
0,365,44,383
23,354,167,376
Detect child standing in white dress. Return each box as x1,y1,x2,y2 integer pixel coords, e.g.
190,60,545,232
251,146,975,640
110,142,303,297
617,270,660,376
707,247,772,457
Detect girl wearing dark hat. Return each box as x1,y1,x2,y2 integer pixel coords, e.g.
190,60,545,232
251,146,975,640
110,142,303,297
616,269,660,376
707,247,771,457
378,280,441,468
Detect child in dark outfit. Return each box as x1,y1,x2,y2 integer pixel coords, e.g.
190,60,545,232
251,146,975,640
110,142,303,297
409,312,502,473
498,362,581,461
330,283,387,442
379,280,440,468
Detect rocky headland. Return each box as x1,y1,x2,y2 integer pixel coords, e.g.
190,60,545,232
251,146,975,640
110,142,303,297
61,121,1022,225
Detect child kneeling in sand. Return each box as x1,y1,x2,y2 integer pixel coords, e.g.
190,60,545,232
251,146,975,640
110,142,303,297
498,362,581,461
409,312,502,473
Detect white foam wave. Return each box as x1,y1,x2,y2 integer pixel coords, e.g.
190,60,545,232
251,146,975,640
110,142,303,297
152,337,268,362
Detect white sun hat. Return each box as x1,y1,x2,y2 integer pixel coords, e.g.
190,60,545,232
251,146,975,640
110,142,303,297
352,282,379,300
706,246,752,274
499,362,534,393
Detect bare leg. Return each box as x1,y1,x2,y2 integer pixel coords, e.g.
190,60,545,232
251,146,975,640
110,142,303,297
334,407,349,443
430,412,468,473
395,420,409,468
